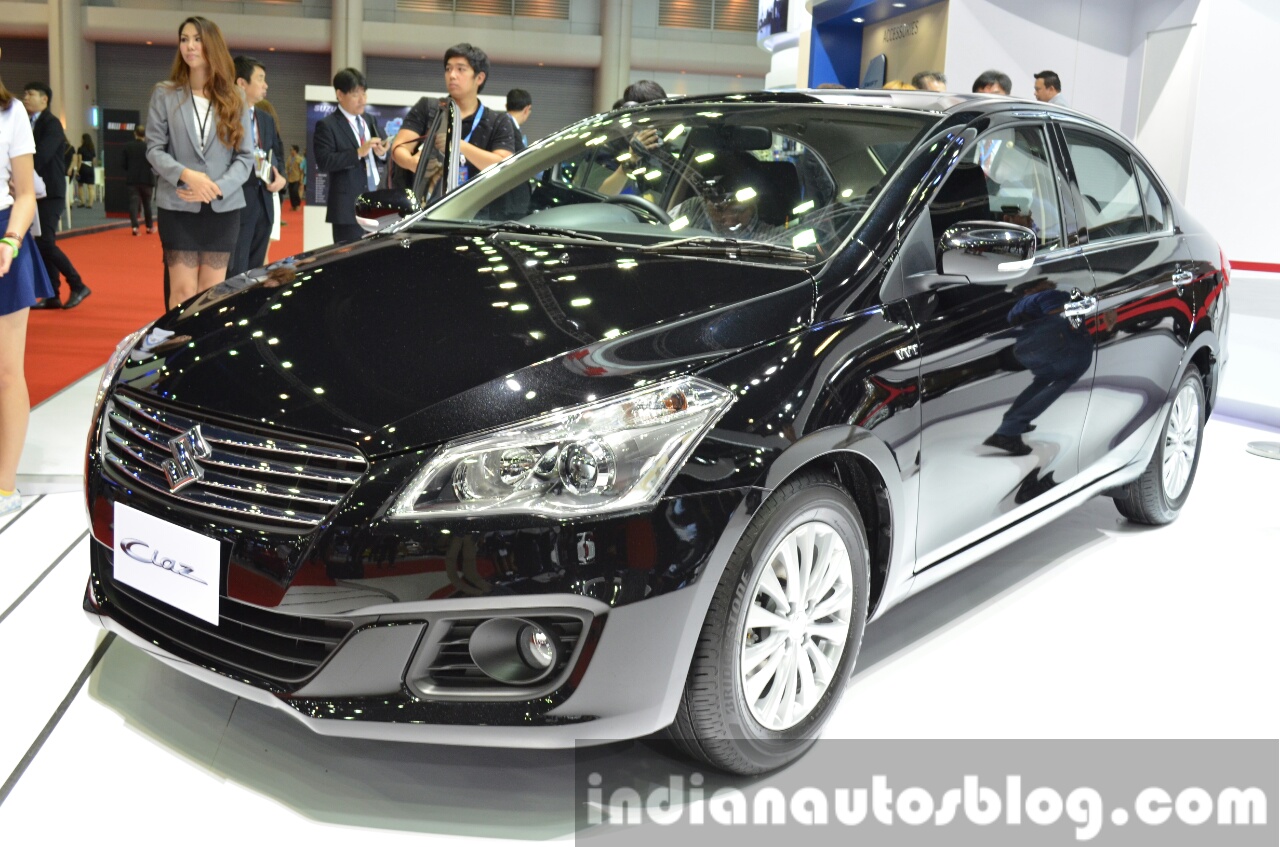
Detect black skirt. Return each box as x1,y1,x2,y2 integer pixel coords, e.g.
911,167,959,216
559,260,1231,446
158,204,241,254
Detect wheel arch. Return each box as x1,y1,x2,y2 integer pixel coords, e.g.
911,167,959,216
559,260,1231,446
759,425,906,618
1180,333,1220,415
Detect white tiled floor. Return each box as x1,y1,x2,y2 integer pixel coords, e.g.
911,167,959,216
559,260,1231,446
0,372,1277,843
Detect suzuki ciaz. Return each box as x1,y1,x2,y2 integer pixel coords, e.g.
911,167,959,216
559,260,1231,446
84,90,1228,775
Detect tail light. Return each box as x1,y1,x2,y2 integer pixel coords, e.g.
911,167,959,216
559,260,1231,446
1219,246,1231,287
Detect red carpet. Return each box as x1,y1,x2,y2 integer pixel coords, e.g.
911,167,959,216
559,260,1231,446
26,203,307,405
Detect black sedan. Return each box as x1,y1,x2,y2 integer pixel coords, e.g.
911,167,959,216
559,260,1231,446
83,90,1228,775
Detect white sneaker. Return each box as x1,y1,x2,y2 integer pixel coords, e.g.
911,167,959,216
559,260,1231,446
0,490,21,516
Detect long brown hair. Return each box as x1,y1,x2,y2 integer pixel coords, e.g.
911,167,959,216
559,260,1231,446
0,76,11,111
166,16,244,150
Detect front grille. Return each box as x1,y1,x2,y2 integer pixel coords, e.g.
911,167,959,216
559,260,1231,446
426,616,584,689
101,391,367,529
95,557,355,690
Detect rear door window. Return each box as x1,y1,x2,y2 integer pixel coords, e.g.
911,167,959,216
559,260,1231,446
1134,161,1170,233
1062,129,1146,241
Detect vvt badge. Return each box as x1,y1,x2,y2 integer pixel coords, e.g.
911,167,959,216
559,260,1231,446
163,425,211,492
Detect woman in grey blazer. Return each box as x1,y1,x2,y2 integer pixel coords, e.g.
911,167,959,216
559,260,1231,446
146,16,254,309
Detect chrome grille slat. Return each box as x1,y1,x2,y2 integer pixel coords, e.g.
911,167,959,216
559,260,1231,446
108,408,359,487
106,435,343,508
103,392,367,530
106,452,327,527
116,394,364,462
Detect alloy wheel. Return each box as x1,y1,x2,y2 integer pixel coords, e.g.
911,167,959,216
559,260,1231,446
739,520,855,731
1162,380,1201,501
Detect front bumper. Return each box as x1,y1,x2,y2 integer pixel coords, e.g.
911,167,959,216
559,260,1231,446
85,563,708,747
83,483,761,747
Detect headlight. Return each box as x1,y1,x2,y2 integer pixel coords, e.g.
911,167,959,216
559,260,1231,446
92,324,153,416
388,376,735,519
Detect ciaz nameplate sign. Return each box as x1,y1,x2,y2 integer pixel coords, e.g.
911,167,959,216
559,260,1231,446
113,503,222,625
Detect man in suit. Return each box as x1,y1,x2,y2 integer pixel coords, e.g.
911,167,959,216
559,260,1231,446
313,67,385,245
505,88,531,155
228,56,287,275
21,82,91,309
122,124,155,235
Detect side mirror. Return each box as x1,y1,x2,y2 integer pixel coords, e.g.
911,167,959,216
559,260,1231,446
355,188,422,234
938,221,1037,283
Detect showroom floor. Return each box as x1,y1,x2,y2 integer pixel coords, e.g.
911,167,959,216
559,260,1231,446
0,371,1277,842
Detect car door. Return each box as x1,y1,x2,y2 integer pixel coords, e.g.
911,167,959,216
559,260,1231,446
1054,123,1194,476
912,119,1097,567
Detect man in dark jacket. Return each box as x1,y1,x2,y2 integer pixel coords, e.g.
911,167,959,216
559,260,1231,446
228,56,287,274
313,67,385,245
122,124,155,235
21,82,90,309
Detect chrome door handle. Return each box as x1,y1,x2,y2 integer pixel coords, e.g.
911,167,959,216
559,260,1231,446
1173,270,1194,286
1061,295,1097,316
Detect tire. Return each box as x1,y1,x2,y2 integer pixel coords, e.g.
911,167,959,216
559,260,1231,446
1113,368,1205,525
670,472,870,775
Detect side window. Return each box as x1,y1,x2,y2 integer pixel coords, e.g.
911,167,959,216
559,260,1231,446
1134,161,1170,232
1063,129,1145,241
929,125,1063,253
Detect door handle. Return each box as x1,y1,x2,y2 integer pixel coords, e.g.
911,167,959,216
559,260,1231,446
1173,270,1194,287
1061,295,1097,316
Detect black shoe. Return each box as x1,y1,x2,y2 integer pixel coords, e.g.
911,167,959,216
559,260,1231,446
31,297,63,310
983,433,1032,455
132,228,139,236
63,286,91,309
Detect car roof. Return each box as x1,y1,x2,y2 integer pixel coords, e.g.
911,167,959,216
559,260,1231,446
657,88,1082,120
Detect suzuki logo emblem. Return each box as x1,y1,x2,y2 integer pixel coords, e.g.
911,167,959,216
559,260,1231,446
162,425,211,492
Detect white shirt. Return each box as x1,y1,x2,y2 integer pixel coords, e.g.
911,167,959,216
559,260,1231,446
0,98,37,211
191,93,213,149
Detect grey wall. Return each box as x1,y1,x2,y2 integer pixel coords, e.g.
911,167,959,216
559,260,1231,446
1,38,52,104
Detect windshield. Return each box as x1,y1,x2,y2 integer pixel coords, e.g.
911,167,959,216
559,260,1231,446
414,102,937,261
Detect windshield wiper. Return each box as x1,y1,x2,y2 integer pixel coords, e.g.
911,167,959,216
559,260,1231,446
639,236,812,263
479,221,609,243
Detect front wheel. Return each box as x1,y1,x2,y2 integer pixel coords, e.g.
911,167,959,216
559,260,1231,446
1113,368,1205,525
670,472,870,775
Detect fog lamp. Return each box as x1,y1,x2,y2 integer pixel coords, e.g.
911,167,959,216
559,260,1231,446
468,617,560,684
518,623,556,670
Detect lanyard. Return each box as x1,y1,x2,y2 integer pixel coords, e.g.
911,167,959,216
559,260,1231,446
458,104,486,183
191,89,212,148
463,103,484,145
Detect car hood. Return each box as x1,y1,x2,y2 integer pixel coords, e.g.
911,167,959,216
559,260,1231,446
116,231,814,455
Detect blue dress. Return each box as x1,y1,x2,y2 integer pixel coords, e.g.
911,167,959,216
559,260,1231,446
0,205,55,315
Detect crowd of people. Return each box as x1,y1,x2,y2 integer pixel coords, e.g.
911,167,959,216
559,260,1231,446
861,67,1070,107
